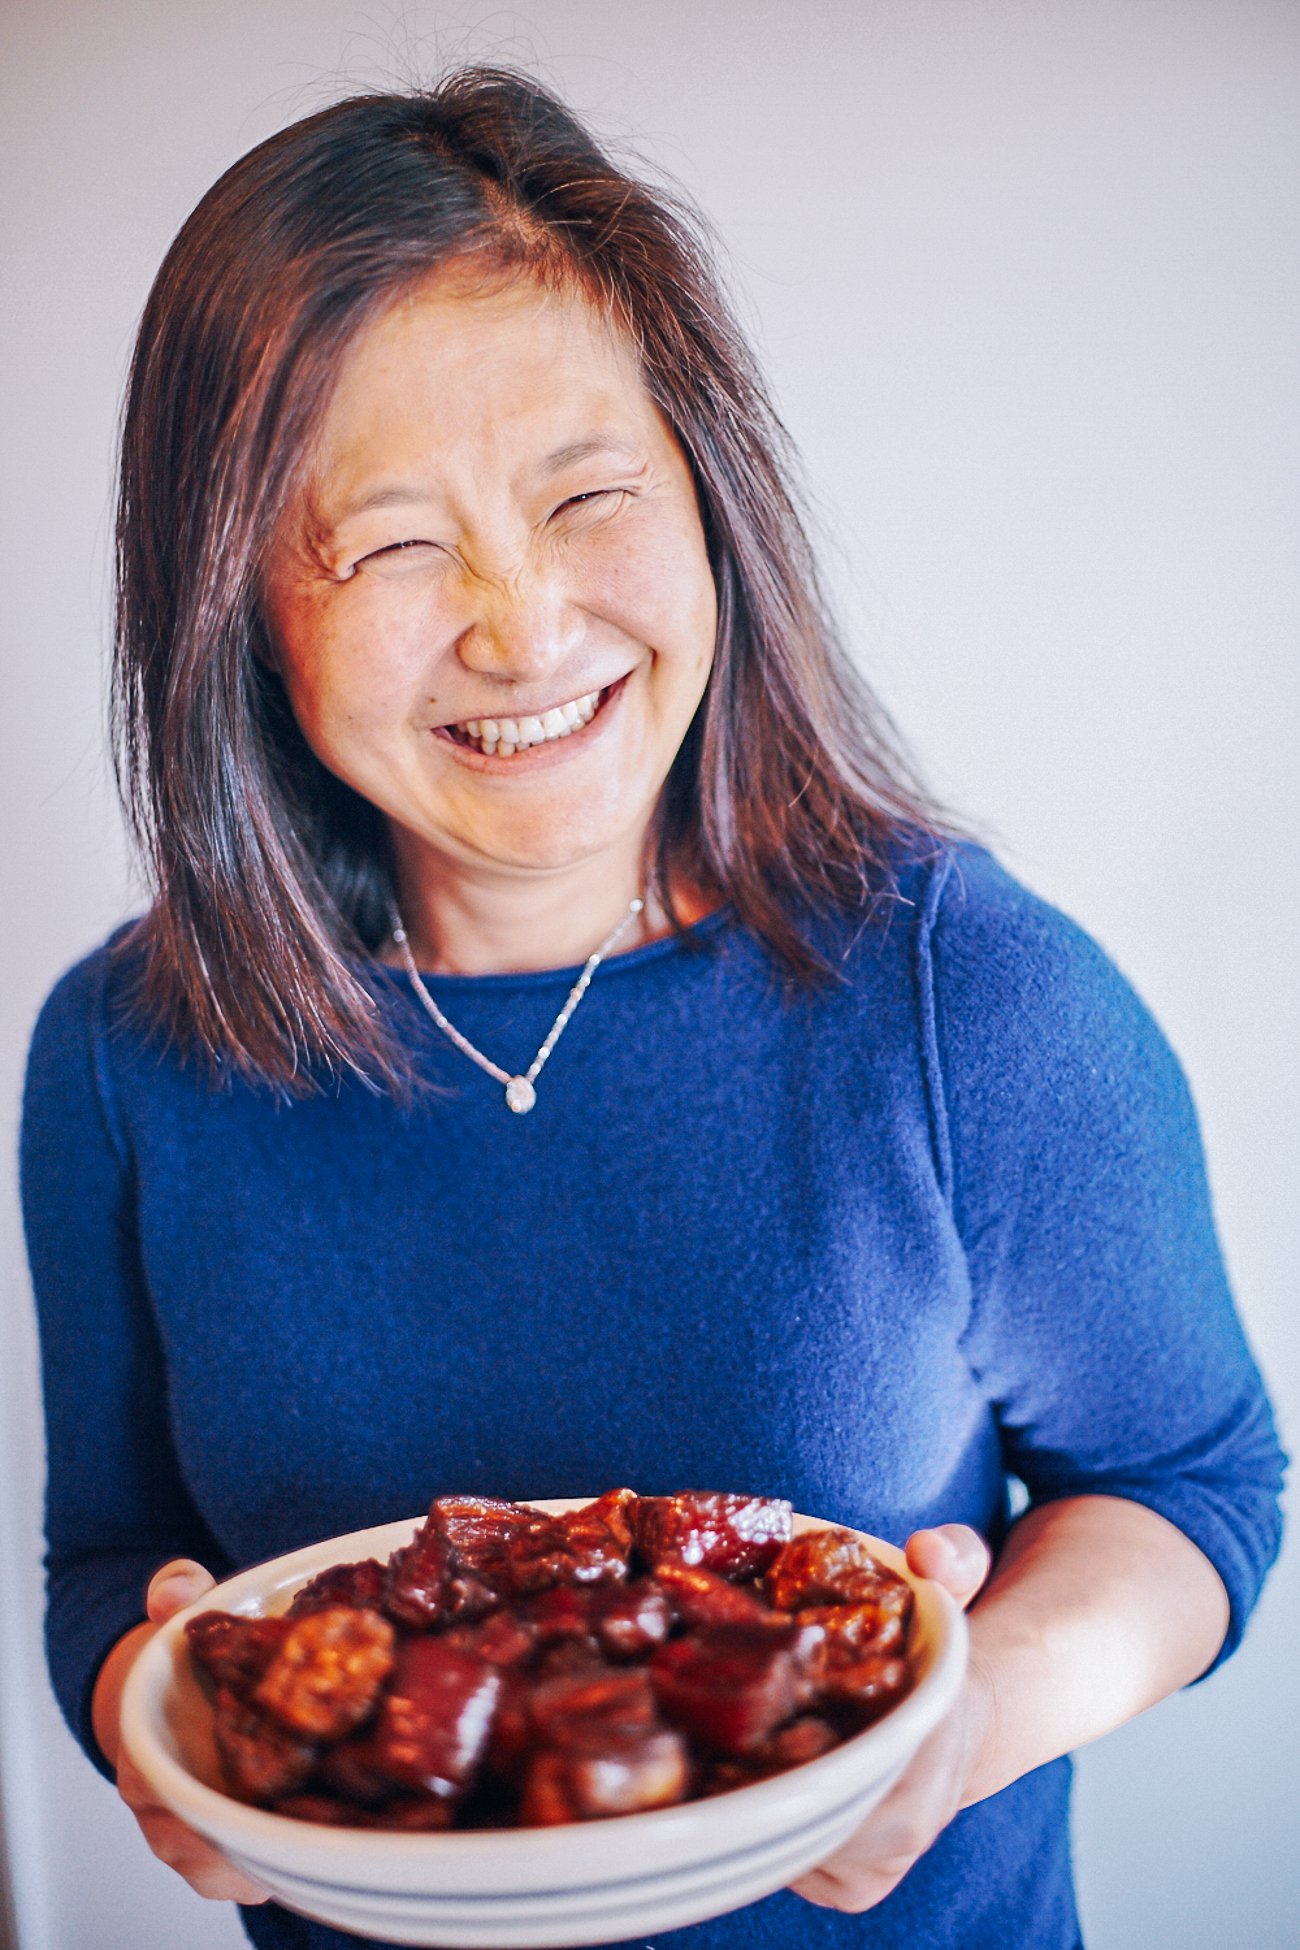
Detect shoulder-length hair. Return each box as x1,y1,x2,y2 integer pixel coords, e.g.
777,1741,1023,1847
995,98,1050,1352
114,67,947,1093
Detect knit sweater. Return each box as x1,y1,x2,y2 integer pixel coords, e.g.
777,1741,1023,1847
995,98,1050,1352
20,844,1285,1950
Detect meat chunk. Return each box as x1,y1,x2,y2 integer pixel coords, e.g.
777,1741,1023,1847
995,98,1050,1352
701,1711,839,1795
528,1665,659,1747
384,1514,458,1629
552,1488,637,1584
212,1687,317,1802
589,1579,674,1660
650,1622,812,1755
633,1492,793,1577
364,1638,501,1799
520,1727,689,1824
384,1497,538,1626
814,1652,913,1725
254,1605,395,1740
364,1796,458,1831
519,1584,598,1649
434,1493,541,1558
442,1608,538,1667
316,1731,394,1805
186,1613,288,1699
801,1595,912,1672
463,1491,635,1595
435,1494,567,1602
652,1561,775,1631
764,1526,909,1612
288,1559,387,1619
519,1658,685,1823
390,1492,635,1623
269,1792,364,1826
753,1711,839,1770
483,1662,535,1784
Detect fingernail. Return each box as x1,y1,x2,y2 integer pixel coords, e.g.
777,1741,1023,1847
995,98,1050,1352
151,1573,200,1607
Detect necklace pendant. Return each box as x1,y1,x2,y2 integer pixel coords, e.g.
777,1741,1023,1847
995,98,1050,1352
505,1075,537,1115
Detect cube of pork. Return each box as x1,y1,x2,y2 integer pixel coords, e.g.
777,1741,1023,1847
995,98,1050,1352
650,1622,815,1755
589,1578,675,1660
552,1488,637,1583
187,1612,288,1699
633,1492,793,1577
365,1638,501,1799
814,1652,913,1725
287,1558,387,1619
764,1527,909,1612
212,1686,317,1802
652,1562,775,1631
521,1727,689,1823
528,1664,659,1747
800,1595,912,1665
253,1606,395,1741
384,1513,458,1628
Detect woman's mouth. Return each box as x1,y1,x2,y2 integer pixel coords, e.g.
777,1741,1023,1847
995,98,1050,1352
436,682,618,757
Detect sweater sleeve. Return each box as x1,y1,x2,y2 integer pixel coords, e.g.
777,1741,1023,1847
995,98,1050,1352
20,945,231,1779
921,848,1285,1673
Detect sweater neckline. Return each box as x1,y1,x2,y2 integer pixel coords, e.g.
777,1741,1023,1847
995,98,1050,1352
366,903,734,995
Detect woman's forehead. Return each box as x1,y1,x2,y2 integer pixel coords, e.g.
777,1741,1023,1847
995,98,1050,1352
302,270,664,520
334,268,640,422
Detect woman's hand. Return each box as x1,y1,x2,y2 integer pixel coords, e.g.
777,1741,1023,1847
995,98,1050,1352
790,1495,1234,1914
788,1524,993,1914
93,1559,270,1904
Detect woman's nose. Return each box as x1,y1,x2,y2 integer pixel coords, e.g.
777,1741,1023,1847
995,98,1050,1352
455,565,584,683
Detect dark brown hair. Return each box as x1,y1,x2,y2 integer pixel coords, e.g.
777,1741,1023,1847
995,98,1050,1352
114,68,948,1091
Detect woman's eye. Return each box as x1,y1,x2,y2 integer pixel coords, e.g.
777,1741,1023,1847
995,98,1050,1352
554,489,626,521
355,540,444,578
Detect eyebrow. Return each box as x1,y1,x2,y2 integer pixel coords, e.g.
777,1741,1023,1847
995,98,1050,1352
308,482,431,539
537,434,643,477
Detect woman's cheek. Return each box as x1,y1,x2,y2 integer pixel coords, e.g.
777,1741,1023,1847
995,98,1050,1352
284,594,428,743
582,517,715,654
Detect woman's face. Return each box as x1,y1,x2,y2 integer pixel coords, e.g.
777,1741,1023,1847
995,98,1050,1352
263,269,718,895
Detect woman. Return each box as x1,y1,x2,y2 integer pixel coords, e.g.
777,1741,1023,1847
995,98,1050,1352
20,69,1284,1950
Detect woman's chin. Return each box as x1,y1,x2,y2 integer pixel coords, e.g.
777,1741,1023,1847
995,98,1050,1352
402,814,650,886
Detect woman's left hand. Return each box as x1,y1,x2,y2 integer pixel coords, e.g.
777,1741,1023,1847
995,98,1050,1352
788,1524,993,1914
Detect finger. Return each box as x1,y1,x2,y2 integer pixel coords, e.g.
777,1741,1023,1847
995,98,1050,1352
135,1806,271,1903
790,1859,905,1911
146,1560,216,1623
788,1758,954,1910
788,1698,971,1911
117,1752,269,1904
904,1525,990,1608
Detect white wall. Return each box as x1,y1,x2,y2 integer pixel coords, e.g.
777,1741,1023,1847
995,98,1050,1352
3,3,1296,1946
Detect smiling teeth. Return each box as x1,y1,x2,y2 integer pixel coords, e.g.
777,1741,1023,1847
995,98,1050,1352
458,689,603,755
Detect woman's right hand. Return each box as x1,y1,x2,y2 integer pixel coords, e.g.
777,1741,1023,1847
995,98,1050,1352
92,1559,270,1903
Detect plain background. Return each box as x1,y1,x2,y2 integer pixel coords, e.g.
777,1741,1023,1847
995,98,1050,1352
2,2,1297,1946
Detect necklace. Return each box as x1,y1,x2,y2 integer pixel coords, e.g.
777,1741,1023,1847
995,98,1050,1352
389,896,645,1114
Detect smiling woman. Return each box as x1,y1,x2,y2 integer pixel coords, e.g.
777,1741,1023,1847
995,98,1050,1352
109,76,932,1089
19,64,1284,1950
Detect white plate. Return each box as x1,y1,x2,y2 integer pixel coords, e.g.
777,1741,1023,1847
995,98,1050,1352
121,1501,967,1947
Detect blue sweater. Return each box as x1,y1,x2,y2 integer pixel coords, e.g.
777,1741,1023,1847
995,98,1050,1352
20,845,1284,1950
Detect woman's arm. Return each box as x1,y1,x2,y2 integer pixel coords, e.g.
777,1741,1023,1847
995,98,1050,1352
962,1494,1228,1802
793,1493,1230,1912
791,856,1286,1914
22,948,232,1776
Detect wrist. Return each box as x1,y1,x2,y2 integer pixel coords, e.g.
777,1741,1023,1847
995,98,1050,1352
953,1638,1002,1811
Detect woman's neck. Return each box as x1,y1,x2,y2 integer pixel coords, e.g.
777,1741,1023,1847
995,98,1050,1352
381,835,696,975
